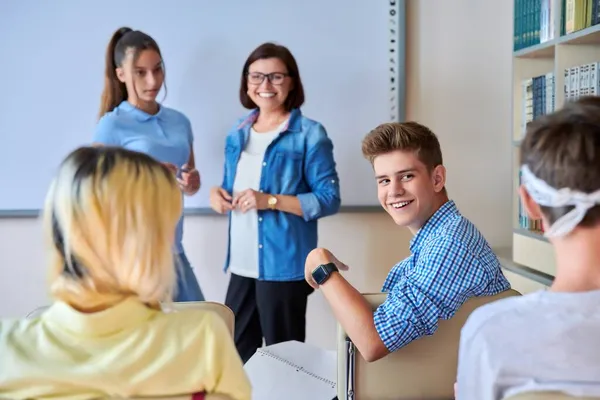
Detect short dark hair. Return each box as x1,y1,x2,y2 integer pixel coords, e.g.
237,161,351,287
520,96,600,227
239,42,305,111
361,121,443,170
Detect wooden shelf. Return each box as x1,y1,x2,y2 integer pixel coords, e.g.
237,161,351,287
513,228,548,243
514,23,600,59
514,39,556,59
559,23,600,45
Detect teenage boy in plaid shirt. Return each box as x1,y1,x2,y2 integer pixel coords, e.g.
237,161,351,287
304,121,510,362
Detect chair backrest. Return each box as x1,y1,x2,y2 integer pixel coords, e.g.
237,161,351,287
125,395,235,400
505,392,600,400
336,289,520,400
169,301,235,336
26,301,235,337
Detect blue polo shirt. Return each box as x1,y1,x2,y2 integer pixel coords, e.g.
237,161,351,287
92,101,193,254
373,200,511,352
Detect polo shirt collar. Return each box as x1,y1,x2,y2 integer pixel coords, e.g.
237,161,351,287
118,101,164,122
409,200,459,252
42,297,156,337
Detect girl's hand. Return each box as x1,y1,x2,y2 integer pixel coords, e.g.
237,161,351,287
178,163,201,195
162,162,178,175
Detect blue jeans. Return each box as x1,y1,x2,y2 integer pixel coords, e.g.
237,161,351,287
174,251,205,302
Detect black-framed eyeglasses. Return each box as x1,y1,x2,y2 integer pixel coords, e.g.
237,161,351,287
247,72,289,85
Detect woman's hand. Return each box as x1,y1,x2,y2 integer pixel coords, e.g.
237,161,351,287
210,186,233,214
177,163,201,195
232,189,268,213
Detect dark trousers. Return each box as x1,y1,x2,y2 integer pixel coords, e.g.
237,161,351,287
224,273,314,363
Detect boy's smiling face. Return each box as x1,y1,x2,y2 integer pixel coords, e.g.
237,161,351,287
374,149,446,233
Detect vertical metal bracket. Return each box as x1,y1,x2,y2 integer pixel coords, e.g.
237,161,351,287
345,336,356,400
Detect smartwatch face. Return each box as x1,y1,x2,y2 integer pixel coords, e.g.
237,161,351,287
312,265,329,284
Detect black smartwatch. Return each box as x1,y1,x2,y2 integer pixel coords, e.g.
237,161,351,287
311,262,339,285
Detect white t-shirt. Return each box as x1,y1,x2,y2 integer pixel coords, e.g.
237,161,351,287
228,121,286,278
457,289,600,400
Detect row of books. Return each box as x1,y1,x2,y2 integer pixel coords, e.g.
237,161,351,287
565,0,600,34
517,71,551,233
518,61,600,141
564,62,600,100
516,62,600,233
513,0,600,52
517,169,545,234
520,72,556,140
514,0,555,51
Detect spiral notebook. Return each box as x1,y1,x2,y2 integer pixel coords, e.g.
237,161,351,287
244,340,337,400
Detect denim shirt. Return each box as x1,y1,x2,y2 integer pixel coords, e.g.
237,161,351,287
221,108,341,281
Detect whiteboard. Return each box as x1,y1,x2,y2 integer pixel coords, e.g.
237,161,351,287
0,0,405,214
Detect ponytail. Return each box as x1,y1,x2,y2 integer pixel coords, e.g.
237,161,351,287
98,27,132,119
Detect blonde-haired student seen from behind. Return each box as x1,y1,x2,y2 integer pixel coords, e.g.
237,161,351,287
304,121,510,362
0,146,251,400
456,96,600,400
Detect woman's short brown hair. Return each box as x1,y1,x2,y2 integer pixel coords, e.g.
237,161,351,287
239,42,305,111
520,96,600,227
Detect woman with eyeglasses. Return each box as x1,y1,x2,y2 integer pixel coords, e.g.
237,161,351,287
209,42,341,363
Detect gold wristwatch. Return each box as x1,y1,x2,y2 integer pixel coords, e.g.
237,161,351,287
267,195,278,210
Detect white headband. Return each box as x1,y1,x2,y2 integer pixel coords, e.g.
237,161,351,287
520,165,600,237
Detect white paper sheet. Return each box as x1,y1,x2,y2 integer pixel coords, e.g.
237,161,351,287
244,340,337,400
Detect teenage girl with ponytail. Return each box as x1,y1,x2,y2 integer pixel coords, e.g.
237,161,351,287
93,27,204,302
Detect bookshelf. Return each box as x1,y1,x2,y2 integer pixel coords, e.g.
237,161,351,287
511,0,600,278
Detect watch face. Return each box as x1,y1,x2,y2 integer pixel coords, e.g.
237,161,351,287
268,196,277,205
312,265,328,284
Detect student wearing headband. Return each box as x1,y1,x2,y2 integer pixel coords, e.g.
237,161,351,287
455,96,600,400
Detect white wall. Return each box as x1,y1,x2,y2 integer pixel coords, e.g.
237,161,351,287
0,0,513,351
405,1,514,247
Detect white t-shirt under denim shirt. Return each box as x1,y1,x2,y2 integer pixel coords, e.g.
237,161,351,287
228,121,287,278
456,289,600,400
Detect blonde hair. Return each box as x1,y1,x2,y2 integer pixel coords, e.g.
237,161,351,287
43,146,182,311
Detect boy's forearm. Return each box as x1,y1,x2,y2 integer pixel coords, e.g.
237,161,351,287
320,273,389,362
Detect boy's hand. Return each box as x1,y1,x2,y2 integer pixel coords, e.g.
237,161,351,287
304,248,349,289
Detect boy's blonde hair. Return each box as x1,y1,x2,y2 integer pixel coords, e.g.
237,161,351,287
43,146,182,311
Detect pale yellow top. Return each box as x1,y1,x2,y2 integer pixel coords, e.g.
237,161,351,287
0,297,251,400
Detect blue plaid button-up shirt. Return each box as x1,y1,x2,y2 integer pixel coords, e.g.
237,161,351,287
374,200,511,352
